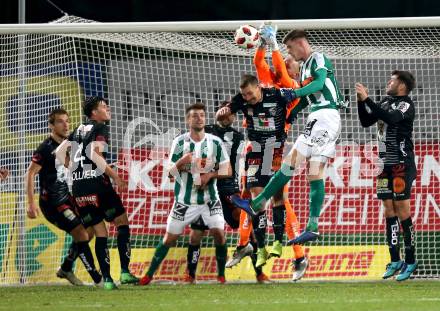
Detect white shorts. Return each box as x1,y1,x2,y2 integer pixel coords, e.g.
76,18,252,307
293,108,341,162
166,200,225,235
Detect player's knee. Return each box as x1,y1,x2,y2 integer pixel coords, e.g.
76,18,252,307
163,233,179,247
70,224,89,242
189,230,203,245
210,229,225,245
113,212,129,227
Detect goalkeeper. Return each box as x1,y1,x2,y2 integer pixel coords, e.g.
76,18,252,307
232,28,344,245
229,23,308,281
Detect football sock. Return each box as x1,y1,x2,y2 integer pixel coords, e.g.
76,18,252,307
76,241,102,283
117,225,131,273
401,217,416,264
251,163,294,211
272,205,286,242
252,211,267,248
147,241,169,278
386,216,401,262
238,210,253,247
95,237,112,280
250,240,263,276
61,241,77,272
187,244,201,278
307,179,324,232
215,244,227,277
285,200,305,259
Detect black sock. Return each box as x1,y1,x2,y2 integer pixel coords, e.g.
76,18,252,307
215,244,227,277
117,225,131,273
386,216,401,262
401,217,416,264
187,244,201,278
95,237,112,281
250,240,262,276
76,241,102,284
252,211,267,249
272,205,286,243
61,242,78,272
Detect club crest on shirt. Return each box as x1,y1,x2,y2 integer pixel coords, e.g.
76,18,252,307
392,101,410,113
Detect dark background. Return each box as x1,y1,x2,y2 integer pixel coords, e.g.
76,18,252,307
1,0,439,23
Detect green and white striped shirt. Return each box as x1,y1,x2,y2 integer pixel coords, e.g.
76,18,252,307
168,133,229,205
297,51,344,112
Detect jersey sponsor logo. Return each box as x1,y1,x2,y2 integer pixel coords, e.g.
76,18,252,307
400,140,408,157
208,200,223,216
310,130,330,147
303,119,318,137
377,121,387,142
392,177,406,194
263,102,276,108
171,202,189,221
75,194,98,208
253,115,276,131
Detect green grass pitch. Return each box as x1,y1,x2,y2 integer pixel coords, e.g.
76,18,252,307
1,281,439,311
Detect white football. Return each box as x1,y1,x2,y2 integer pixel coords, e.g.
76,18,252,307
234,25,260,49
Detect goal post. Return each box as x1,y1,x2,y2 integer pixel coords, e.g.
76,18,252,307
0,16,439,285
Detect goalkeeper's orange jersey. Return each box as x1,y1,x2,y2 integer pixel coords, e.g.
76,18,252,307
253,48,300,132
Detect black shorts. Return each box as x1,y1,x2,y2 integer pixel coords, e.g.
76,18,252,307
190,193,240,231
74,186,126,227
245,143,284,188
376,162,416,201
39,196,82,233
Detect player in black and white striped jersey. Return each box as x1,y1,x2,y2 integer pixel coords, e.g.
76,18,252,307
356,70,417,281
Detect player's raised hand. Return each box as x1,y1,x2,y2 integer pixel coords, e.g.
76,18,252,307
0,167,9,181
355,83,369,101
113,174,128,190
27,202,40,219
259,22,278,49
198,172,213,190
216,106,231,121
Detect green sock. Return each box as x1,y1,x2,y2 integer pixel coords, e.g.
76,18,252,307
147,241,169,277
252,163,294,211
215,244,227,277
307,179,325,232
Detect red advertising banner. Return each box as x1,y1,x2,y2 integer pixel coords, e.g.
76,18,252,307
116,143,440,235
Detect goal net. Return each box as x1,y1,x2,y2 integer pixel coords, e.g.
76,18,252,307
0,16,439,285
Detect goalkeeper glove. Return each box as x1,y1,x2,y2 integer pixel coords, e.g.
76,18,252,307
256,34,267,49
259,22,279,50
280,88,297,102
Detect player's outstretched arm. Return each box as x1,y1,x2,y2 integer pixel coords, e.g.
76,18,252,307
272,52,300,89
25,162,41,218
254,46,273,86
294,68,327,98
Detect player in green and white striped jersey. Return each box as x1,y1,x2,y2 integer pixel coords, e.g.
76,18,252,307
140,102,232,285
233,28,343,245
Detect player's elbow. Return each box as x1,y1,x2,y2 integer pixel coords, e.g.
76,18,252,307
359,119,372,128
